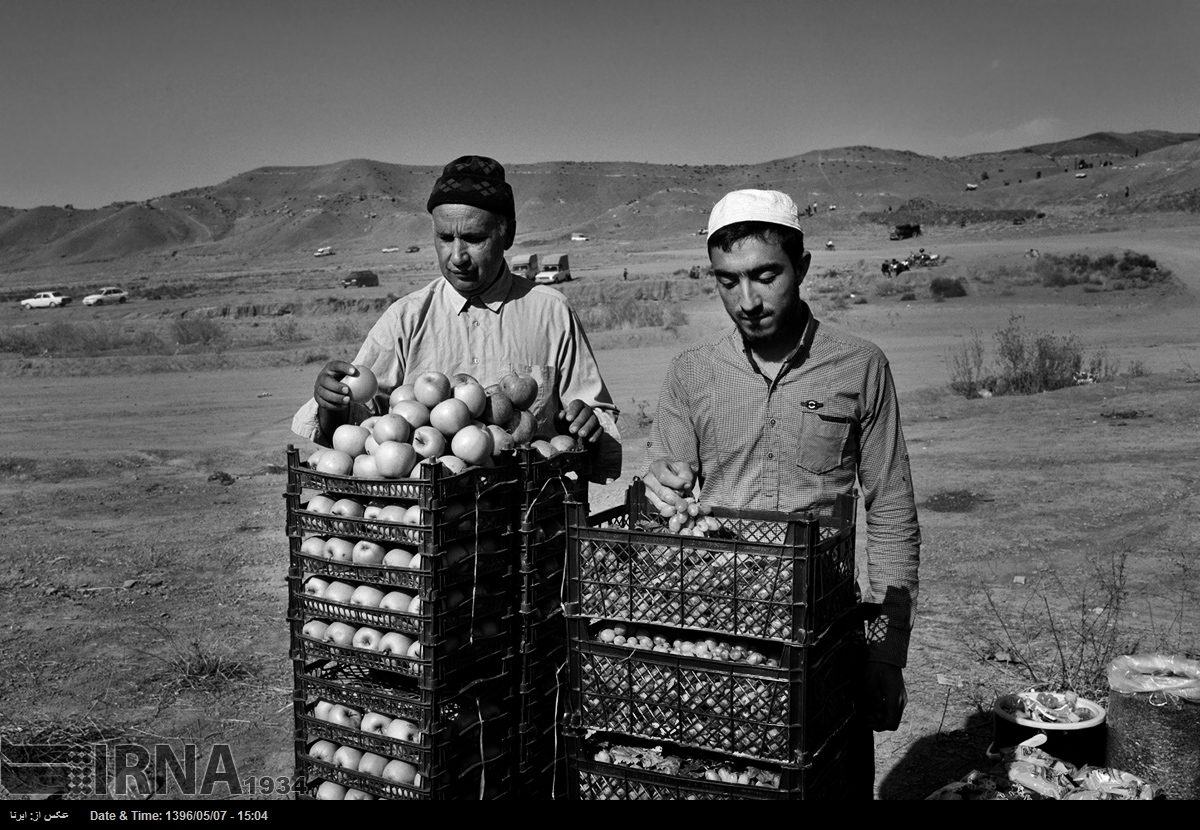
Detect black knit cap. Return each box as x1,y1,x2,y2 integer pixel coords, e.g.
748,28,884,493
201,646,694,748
426,155,516,221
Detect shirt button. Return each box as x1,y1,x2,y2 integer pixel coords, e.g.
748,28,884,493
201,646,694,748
472,358,479,364
770,418,776,427
767,452,774,460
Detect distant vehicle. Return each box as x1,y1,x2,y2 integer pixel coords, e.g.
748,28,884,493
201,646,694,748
696,228,708,235
342,270,379,288
1075,173,1088,179
825,240,835,251
889,223,922,241
314,246,335,257
510,253,540,278
406,245,420,253
381,246,401,253
570,233,589,242
534,254,571,285
965,183,978,191
21,291,72,309
82,286,128,306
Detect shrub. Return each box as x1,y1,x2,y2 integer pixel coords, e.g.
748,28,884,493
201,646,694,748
899,292,917,301
993,315,1082,394
171,317,227,349
142,283,201,301
269,316,307,343
929,276,967,298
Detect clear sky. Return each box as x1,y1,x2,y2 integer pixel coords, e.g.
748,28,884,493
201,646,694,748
2,0,1196,209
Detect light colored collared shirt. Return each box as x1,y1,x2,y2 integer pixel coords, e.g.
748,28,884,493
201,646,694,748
292,266,622,483
646,304,920,665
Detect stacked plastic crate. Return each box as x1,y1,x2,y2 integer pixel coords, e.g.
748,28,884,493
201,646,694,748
511,445,589,799
285,445,518,800
563,480,863,800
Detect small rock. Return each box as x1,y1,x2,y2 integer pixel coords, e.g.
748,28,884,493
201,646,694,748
122,579,138,590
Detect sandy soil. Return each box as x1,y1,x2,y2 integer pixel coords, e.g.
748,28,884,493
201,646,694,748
1,219,1198,800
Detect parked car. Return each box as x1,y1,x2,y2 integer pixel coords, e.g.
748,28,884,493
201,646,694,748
20,291,72,309
314,246,335,257
82,286,129,306
406,245,420,253
342,270,379,288
534,254,572,285
381,246,401,253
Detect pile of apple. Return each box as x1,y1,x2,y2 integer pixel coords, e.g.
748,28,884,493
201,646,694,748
306,701,423,799
590,743,781,790
301,488,498,543
593,623,777,666
307,366,581,480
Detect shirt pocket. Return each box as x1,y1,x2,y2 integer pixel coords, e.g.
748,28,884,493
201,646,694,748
796,414,852,475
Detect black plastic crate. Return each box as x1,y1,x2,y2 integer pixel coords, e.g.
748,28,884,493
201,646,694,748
565,482,858,645
518,565,566,619
566,617,860,765
515,445,588,530
516,520,570,578
567,729,858,800
288,443,515,505
288,531,511,597
289,566,512,645
289,615,511,690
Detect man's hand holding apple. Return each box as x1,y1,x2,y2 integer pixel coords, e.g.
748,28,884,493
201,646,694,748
314,361,373,444
556,399,601,443
644,459,700,512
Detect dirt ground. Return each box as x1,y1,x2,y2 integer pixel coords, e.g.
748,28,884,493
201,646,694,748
1,216,1198,800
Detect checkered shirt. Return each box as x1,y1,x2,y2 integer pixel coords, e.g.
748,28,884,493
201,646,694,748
646,306,920,665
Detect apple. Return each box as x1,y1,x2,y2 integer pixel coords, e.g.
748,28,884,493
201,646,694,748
352,626,385,651
313,700,335,720
499,371,538,409
330,497,365,518
322,621,357,647
506,409,537,444
451,425,493,466
481,386,515,426
407,596,423,615
408,552,424,571
389,383,418,407
403,504,423,526
300,536,328,559
352,453,380,479
323,703,362,729
379,631,415,656
307,739,338,763
371,413,413,445
363,500,386,520
343,364,378,404
411,425,447,459
382,758,419,786
324,537,355,563
550,434,578,453
349,584,386,607
301,619,329,640
306,448,327,468
351,540,387,566
485,424,515,455
315,450,354,477
430,398,472,436
376,504,407,523
436,454,469,475
391,399,430,429
344,788,375,801
315,781,346,800
356,752,389,778
406,639,423,659
332,424,370,457
303,576,330,597
384,718,421,743
413,371,452,408
383,548,413,568
450,372,479,387
332,745,364,770
361,415,380,432
380,590,415,612
364,435,380,456
442,543,469,568
360,711,393,735
306,494,336,514
452,380,488,418
531,439,557,459
373,440,418,478
322,581,356,604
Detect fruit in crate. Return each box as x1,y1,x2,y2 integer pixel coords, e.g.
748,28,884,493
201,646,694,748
380,589,415,611
332,424,370,457
352,453,379,478
451,377,488,418
352,627,385,651
382,759,419,786
307,740,338,763
306,494,336,514
371,413,413,445
343,788,375,800
360,711,393,734
384,718,421,742
349,584,386,607
373,440,418,478
450,424,493,466
658,497,721,536
413,371,452,408
332,745,364,770
324,537,355,562
351,540,387,566
390,398,430,429
315,780,347,800
430,398,473,436
379,631,415,656
321,581,355,604
322,621,358,646
330,497,365,518
319,703,363,729
315,450,354,476
481,385,514,426
499,371,538,410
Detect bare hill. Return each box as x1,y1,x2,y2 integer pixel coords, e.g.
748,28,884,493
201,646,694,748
2,130,1198,273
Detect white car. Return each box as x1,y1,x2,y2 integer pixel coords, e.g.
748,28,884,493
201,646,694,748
314,246,335,257
20,291,72,309
534,266,571,285
83,286,129,306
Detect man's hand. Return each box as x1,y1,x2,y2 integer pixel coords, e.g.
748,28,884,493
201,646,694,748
557,399,601,443
862,661,907,732
643,459,699,512
314,360,358,412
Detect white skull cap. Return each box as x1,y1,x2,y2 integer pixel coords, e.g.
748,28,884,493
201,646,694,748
707,189,804,238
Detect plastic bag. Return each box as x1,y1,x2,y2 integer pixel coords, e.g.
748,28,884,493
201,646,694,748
1107,654,1200,701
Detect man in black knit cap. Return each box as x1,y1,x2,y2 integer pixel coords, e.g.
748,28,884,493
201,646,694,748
293,155,622,482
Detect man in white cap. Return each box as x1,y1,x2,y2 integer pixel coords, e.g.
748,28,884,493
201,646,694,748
644,189,920,795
